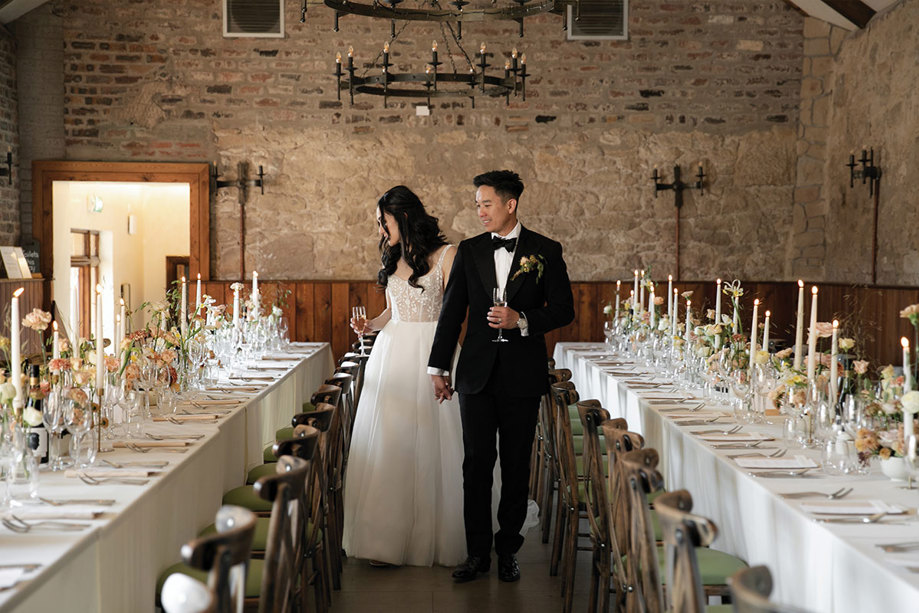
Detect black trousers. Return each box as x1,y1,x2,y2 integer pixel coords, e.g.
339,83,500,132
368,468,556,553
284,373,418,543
458,379,540,558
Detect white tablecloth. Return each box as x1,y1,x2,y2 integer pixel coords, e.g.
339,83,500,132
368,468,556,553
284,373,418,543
554,342,919,613
0,342,333,613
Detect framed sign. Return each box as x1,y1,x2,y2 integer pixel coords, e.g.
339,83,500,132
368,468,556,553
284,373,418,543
0,246,25,278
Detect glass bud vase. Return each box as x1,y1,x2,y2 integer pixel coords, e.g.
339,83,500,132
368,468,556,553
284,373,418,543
6,423,39,505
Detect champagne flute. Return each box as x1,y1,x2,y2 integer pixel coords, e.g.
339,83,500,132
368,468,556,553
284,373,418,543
352,306,367,354
492,287,509,343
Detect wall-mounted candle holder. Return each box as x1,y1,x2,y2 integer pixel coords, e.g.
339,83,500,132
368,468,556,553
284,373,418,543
0,149,12,185
651,163,707,281
845,147,883,284
211,161,266,282
846,147,882,196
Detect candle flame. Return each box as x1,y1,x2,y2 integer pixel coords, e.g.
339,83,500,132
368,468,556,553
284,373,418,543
120,298,125,306
96,284,103,294
798,279,804,288
512,47,518,58
765,311,771,317
53,321,58,331
811,286,818,294
479,42,486,54
687,300,691,306
253,271,258,278
432,40,438,51
640,270,645,276
425,65,432,74
116,314,121,322
383,42,390,53
520,53,526,64
629,290,634,296
754,299,759,305
504,59,511,70
832,319,838,328
616,280,621,287
13,287,23,297
668,274,672,281
336,52,341,63
181,276,186,283
716,278,721,284
348,46,353,57
197,273,201,280
903,337,910,348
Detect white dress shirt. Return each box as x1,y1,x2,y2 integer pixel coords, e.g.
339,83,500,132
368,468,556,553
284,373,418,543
493,222,521,294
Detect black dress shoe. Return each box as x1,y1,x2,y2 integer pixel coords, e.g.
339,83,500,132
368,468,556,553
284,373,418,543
452,555,490,583
497,554,520,582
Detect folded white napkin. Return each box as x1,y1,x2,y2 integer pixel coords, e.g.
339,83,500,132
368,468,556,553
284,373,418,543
5,506,104,520
0,568,24,589
698,432,774,442
65,469,160,478
801,500,907,515
735,456,818,469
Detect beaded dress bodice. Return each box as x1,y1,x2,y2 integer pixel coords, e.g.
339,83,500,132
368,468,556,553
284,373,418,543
387,247,450,323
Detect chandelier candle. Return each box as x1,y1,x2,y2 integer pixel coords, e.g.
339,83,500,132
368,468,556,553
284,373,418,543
807,286,818,384
794,280,805,370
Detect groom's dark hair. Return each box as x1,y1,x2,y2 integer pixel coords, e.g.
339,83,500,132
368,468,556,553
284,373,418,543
474,170,524,203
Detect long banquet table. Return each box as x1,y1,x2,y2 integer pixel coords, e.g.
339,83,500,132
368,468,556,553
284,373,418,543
0,342,334,612
554,341,919,613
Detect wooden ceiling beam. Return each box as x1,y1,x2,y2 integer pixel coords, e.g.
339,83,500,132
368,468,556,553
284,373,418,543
822,0,876,28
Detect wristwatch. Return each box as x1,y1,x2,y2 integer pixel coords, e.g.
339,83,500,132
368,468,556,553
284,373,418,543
516,312,529,336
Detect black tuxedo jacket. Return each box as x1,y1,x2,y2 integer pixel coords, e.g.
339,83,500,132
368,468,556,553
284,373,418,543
428,225,575,397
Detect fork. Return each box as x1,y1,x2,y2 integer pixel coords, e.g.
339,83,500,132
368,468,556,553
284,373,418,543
124,443,151,453
145,433,205,441
727,449,787,459
2,515,91,532
695,425,743,436
779,487,853,500
102,458,168,469
79,474,149,486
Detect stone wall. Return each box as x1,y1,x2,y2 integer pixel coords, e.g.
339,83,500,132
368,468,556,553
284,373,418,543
13,4,65,247
43,0,803,281
794,0,919,287
0,27,18,245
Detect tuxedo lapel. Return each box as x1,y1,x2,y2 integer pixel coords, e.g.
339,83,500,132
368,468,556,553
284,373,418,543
472,233,498,294
505,226,534,303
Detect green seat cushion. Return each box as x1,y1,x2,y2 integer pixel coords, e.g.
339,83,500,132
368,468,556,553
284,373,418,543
199,517,320,552
247,462,278,485
157,558,264,600
302,401,316,412
263,445,277,464
222,485,272,513
658,545,747,586
568,404,583,436
706,605,734,613
275,426,294,441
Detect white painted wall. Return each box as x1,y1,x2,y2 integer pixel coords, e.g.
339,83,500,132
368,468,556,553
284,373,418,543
52,181,190,340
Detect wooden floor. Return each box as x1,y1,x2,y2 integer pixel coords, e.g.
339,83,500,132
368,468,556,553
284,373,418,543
332,532,592,613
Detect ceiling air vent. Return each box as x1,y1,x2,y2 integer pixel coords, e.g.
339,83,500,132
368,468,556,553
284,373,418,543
567,0,628,41
224,0,285,38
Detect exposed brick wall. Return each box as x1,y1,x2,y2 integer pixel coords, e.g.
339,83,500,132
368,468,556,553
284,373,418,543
14,3,65,247
0,26,18,245
44,0,804,281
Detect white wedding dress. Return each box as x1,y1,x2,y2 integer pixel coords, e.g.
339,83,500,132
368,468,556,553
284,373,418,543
342,247,467,567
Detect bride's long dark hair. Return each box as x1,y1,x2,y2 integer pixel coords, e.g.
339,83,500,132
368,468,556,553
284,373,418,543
377,185,448,290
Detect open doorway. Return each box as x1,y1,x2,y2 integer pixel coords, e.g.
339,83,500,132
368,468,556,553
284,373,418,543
32,161,210,341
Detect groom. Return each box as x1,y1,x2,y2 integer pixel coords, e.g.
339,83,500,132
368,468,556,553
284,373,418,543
428,170,574,583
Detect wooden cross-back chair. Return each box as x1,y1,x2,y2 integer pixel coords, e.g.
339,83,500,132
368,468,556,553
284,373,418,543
340,352,369,408
621,448,666,613
179,505,258,613
536,368,571,546
310,384,342,412
729,566,812,613
252,452,313,613
578,406,629,613
602,427,646,564
292,403,344,594
325,371,355,457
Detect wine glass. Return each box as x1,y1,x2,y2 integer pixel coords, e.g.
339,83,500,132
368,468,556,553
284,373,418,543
492,287,509,343
42,388,68,471
351,306,367,355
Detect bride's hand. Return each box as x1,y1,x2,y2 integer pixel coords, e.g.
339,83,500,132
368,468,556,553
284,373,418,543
350,316,371,334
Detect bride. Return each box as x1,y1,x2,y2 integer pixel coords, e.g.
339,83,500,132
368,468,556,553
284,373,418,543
342,185,466,567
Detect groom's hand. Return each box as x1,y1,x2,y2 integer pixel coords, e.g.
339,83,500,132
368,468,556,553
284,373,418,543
431,374,453,403
488,306,520,329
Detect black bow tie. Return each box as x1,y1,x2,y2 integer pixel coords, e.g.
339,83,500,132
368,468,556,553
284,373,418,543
492,236,517,252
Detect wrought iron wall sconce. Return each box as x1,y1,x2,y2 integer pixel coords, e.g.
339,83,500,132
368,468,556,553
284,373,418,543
845,147,883,284
651,163,707,281
0,148,12,185
846,147,882,196
212,161,266,282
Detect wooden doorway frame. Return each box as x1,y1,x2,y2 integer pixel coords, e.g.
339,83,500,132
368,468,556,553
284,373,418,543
32,161,210,308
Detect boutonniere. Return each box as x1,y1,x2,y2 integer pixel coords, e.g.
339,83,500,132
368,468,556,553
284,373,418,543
511,254,546,282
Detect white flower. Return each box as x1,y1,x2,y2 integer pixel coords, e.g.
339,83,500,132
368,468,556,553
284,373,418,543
838,338,855,351
272,306,283,318
902,391,919,415
657,318,669,332
754,350,770,365
602,304,613,315
22,406,43,427
0,382,15,402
